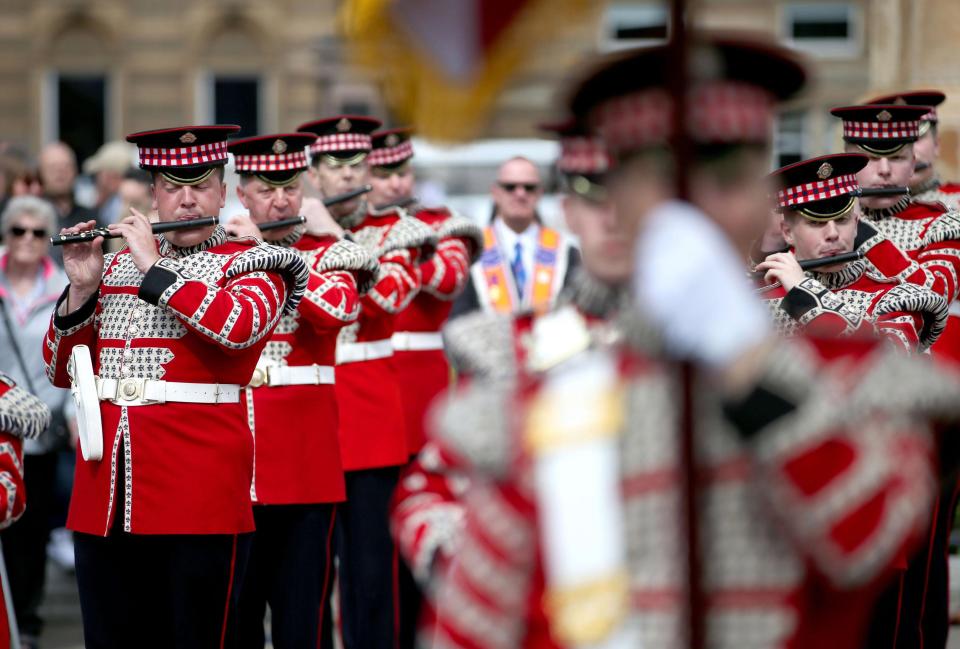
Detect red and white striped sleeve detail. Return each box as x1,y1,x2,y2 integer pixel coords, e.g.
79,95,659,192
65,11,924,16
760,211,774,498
0,434,25,530
390,442,468,585
44,286,101,389
420,237,472,300
299,268,361,329
916,241,960,303
734,339,939,589
429,480,538,649
364,248,421,315
139,256,289,351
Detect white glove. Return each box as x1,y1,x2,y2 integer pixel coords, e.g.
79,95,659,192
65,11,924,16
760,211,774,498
634,200,771,369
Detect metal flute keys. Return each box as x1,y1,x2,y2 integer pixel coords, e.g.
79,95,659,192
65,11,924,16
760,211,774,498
51,216,220,246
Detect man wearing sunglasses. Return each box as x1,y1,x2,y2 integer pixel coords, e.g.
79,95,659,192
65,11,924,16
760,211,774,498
451,156,579,318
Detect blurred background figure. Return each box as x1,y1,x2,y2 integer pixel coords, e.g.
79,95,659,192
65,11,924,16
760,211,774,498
82,141,135,227
38,142,97,267
102,168,155,253
0,195,71,649
450,156,579,318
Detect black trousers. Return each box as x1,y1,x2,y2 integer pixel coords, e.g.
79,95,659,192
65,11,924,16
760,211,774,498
863,481,958,649
0,452,58,638
235,504,337,649
337,466,401,649
74,526,251,649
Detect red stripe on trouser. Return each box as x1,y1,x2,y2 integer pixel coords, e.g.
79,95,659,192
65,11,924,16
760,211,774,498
393,548,401,649
893,572,905,648
219,534,239,649
317,504,338,649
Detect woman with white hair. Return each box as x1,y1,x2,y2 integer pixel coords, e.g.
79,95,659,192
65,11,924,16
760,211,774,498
0,195,70,649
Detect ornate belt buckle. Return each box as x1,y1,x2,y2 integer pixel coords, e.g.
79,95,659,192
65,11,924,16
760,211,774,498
118,378,143,402
249,367,268,388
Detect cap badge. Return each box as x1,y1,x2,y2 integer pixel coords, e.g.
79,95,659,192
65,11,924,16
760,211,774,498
385,133,399,147
272,139,287,154
817,162,833,179
179,132,197,144
336,118,352,132
877,110,893,122
893,97,907,105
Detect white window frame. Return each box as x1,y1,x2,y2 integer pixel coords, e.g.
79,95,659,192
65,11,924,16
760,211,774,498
782,2,863,59
598,3,669,52
774,109,808,169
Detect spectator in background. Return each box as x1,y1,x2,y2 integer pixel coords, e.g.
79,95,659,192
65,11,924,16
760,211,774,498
0,148,41,218
38,142,98,266
103,168,154,253
82,141,135,227
450,156,579,318
0,196,71,649
118,167,153,218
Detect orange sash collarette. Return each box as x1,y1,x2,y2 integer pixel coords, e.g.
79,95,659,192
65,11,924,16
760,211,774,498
480,226,562,314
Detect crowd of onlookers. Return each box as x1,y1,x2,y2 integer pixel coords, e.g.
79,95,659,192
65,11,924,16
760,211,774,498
0,139,154,649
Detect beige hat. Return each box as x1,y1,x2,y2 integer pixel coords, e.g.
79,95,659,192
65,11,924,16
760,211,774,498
83,141,136,175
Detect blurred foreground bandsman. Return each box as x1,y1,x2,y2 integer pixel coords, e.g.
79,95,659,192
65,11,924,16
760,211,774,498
43,125,308,649
755,153,948,352
391,118,625,646
367,127,482,648
426,35,960,649
225,133,378,649
298,115,436,649
0,372,49,649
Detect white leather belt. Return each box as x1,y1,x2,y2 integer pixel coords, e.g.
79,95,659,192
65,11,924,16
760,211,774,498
336,339,394,364
391,331,445,352
248,364,335,388
96,377,241,407
950,302,960,318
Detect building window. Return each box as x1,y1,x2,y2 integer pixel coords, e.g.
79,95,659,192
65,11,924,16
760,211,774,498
775,110,807,169
57,74,107,166
600,4,669,51
213,76,260,137
340,99,372,116
783,3,861,58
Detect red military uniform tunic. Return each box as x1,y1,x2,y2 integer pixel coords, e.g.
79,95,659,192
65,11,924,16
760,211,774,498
392,272,623,649
243,231,377,504
863,198,960,364
756,259,947,352
0,373,46,648
43,228,306,535
392,207,482,455
428,325,953,649
335,206,436,471
907,183,960,363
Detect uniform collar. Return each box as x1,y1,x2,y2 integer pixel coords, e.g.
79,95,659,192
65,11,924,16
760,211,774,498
861,196,911,220
158,225,228,258
809,259,865,289
267,225,305,248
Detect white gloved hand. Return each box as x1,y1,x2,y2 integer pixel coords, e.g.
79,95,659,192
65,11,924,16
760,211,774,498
634,200,771,369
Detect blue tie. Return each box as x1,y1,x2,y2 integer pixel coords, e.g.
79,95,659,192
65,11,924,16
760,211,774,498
511,241,526,301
